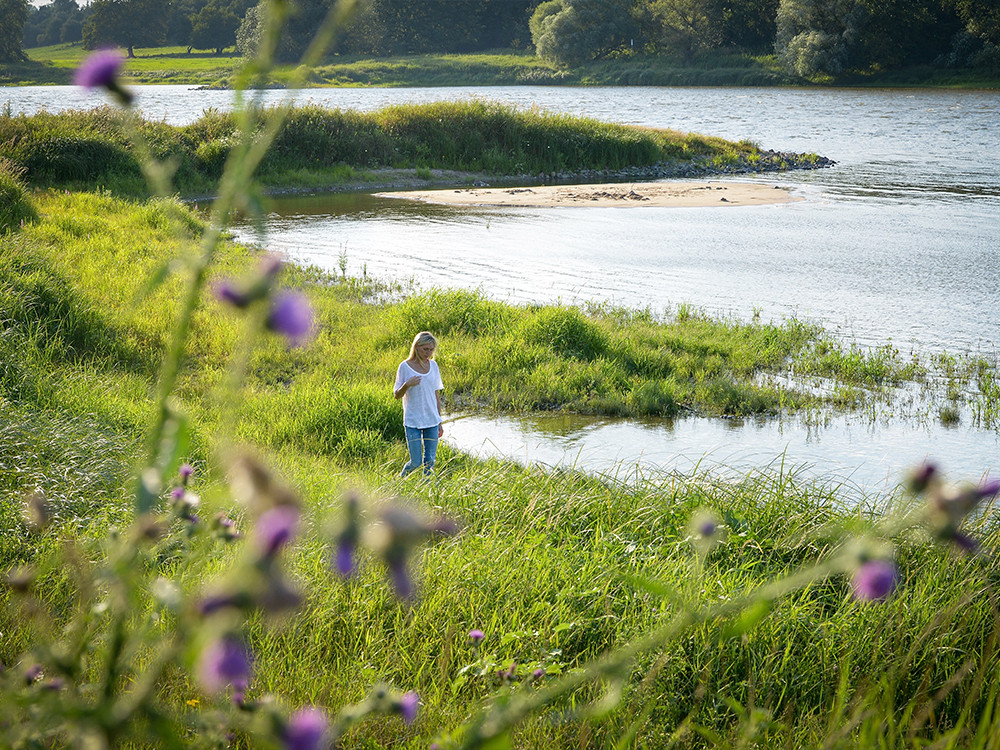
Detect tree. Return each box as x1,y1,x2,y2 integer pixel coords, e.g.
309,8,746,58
774,0,864,76
1,0,29,62
190,2,240,53
530,0,637,67
953,0,1000,46
643,0,720,62
82,0,169,58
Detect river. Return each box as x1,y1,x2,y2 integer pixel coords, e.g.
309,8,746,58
4,84,998,493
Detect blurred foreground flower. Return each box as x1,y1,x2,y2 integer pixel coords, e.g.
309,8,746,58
198,635,253,694
396,691,420,725
284,707,328,750
851,559,898,601
267,292,315,347
74,49,132,106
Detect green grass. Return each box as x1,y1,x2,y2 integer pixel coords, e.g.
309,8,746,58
6,44,998,89
3,185,1000,747
0,102,786,198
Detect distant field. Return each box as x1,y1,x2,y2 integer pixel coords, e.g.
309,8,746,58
5,42,996,89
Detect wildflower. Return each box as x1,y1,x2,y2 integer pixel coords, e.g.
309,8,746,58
74,49,123,89
468,629,485,644
215,279,253,308
906,462,938,494
851,559,898,601
387,557,413,601
74,49,132,106
283,707,328,750
332,493,360,578
211,512,241,542
267,292,314,347
24,664,43,685
396,691,420,725
186,698,200,707
43,677,65,692
198,635,252,694
253,505,300,559
179,463,194,482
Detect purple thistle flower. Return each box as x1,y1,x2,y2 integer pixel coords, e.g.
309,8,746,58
170,486,185,501
179,463,194,481
267,292,314,347
977,478,1000,501
699,519,717,537
532,668,546,680
952,531,980,555
468,629,485,644
198,635,252,694
214,279,252,308
197,591,241,616
851,560,898,602
283,707,328,750
387,557,413,601
259,254,284,280
24,664,43,684
74,49,124,89
253,505,300,559
334,537,356,577
397,691,420,725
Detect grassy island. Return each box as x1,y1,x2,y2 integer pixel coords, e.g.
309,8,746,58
0,100,828,199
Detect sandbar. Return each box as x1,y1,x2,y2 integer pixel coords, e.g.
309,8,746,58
376,180,801,208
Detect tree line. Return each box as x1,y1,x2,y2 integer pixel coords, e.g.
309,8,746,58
3,0,998,79
530,0,999,76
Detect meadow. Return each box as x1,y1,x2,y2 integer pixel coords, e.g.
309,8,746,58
6,42,999,89
3,153,1000,746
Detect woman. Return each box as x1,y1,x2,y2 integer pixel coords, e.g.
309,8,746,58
394,331,444,477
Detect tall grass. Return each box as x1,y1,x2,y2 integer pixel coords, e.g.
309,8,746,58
0,101,773,196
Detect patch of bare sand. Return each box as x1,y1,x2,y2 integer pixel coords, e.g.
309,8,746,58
375,181,801,208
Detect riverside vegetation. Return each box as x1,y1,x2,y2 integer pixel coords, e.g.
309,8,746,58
7,43,1000,89
3,18,1000,750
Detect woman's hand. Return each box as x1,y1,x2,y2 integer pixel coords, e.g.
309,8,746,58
438,424,444,438
405,375,422,388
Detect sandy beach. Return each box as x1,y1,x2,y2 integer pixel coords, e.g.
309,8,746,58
376,180,801,208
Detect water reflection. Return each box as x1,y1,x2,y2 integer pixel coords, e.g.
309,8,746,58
445,411,998,496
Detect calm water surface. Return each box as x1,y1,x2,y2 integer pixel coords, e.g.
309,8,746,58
5,84,998,492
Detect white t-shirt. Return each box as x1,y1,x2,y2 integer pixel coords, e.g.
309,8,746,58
395,360,444,429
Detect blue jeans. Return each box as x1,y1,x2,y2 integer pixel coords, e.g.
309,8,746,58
401,425,439,477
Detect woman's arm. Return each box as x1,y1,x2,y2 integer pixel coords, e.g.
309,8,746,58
436,390,444,436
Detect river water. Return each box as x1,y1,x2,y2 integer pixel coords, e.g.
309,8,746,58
4,84,998,493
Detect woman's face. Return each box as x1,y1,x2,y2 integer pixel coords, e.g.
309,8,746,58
415,341,436,360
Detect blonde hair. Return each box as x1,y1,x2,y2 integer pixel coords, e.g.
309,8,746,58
408,331,438,359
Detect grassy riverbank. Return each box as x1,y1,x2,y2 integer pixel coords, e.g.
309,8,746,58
3,184,1000,746
1,102,807,198
5,43,999,89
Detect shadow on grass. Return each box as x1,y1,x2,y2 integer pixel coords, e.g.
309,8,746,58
0,59,70,86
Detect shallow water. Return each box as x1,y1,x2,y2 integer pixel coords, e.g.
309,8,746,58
5,84,998,491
